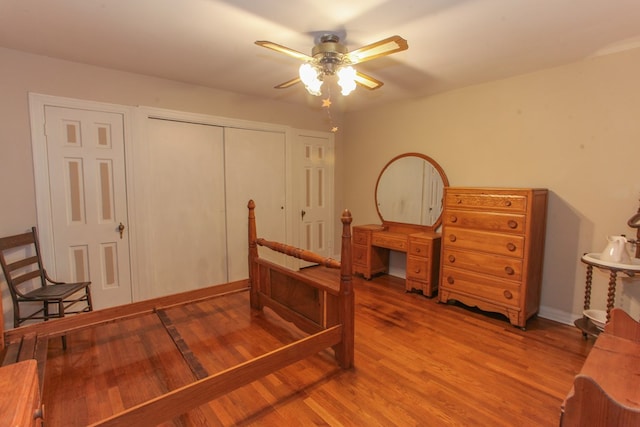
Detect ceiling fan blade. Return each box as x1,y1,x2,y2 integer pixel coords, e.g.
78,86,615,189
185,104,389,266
255,41,313,61
354,71,384,90
346,35,408,64
274,77,301,89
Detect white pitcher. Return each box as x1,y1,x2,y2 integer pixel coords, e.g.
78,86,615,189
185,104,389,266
601,235,631,264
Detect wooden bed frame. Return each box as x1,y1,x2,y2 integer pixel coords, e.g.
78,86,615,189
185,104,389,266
0,200,354,426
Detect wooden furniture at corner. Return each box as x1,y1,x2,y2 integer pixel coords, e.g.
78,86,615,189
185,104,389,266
0,360,43,427
439,187,548,328
353,223,441,297
561,308,640,426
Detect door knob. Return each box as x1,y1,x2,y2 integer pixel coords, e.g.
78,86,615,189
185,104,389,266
118,222,125,239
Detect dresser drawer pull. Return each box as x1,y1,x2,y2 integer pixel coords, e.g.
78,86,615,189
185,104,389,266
505,200,512,207
507,220,518,229
506,242,517,252
450,215,458,223
414,267,422,274
503,290,513,299
504,266,515,275
447,276,455,284
415,247,422,254
456,198,462,204
448,255,456,263
449,234,457,242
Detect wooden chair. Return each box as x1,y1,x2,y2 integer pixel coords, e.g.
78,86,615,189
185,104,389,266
0,227,92,345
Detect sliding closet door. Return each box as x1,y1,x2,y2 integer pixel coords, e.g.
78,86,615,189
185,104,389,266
136,119,227,300
224,128,287,281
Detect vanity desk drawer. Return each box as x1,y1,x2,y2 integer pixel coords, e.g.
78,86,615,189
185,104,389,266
371,231,408,251
407,257,430,281
408,239,431,256
353,228,371,245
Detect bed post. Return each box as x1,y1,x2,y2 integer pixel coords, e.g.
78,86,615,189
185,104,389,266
247,200,261,309
336,209,354,369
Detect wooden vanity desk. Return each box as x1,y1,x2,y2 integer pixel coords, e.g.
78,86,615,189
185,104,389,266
353,223,441,296
352,152,449,298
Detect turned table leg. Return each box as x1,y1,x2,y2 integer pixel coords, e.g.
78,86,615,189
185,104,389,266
583,265,593,311
605,270,618,322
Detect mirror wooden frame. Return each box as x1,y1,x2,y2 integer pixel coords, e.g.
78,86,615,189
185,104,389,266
374,152,449,231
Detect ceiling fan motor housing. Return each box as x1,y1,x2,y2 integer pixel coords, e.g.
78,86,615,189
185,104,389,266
312,34,348,75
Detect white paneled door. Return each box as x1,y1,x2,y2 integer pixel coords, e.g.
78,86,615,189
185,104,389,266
44,106,132,309
296,132,334,267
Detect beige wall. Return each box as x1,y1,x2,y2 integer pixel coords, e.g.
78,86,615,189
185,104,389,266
343,47,640,324
0,47,339,329
2,44,640,329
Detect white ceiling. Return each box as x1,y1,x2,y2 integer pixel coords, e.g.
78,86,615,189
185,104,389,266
2,0,640,111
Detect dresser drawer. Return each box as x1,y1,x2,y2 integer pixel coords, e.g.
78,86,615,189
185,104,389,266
442,248,523,281
445,191,527,212
352,244,368,267
443,227,524,258
372,232,407,251
441,267,521,307
408,239,431,257
353,229,370,245
443,210,526,234
407,256,430,280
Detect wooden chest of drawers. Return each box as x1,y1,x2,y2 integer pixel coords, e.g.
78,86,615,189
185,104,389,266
438,188,548,328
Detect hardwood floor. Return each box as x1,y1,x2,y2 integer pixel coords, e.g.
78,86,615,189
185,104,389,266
42,271,592,426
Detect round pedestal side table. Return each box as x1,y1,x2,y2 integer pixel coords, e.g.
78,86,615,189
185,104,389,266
576,253,640,337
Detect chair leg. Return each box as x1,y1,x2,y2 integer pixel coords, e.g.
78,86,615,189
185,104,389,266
86,286,93,312
59,300,67,350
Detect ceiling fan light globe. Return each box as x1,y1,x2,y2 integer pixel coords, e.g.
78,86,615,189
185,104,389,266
305,81,323,96
299,63,323,96
338,66,357,96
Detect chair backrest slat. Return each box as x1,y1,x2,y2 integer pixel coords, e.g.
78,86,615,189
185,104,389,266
0,229,45,298
5,256,40,273
0,232,35,250
11,270,43,287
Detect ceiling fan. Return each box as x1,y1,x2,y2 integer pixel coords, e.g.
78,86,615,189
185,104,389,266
255,34,408,96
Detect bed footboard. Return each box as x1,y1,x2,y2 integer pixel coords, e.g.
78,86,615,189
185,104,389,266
247,200,354,369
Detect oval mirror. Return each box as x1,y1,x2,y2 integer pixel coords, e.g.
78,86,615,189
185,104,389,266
375,153,449,229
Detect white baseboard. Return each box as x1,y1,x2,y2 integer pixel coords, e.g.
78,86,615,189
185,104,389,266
538,305,579,326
